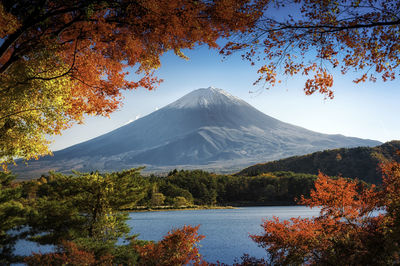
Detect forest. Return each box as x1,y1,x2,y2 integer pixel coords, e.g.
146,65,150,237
150,169,317,207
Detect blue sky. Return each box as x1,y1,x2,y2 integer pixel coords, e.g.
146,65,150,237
49,44,400,151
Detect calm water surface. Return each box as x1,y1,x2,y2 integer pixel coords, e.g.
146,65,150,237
126,206,320,264
15,206,320,264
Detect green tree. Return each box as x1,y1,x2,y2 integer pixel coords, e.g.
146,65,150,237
27,168,147,259
173,196,189,208
159,181,193,205
0,172,28,263
151,193,165,207
168,170,218,205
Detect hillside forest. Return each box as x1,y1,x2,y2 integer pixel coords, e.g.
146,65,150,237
239,141,400,184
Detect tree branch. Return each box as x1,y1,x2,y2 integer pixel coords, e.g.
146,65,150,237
0,2,89,74
0,108,42,121
259,19,400,34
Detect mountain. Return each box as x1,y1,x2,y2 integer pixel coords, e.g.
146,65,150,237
237,141,400,184
12,87,381,178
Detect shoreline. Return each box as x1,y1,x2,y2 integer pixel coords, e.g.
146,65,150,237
124,203,300,212
123,205,237,212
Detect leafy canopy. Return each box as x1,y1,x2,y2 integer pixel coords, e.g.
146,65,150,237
135,225,206,266
0,0,262,167
27,168,147,245
222,0,400,98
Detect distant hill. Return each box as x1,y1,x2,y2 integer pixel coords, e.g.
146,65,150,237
12,87,381,179
237,141,400,184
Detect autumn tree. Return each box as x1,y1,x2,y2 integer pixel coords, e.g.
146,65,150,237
251,162,400,265
0,0,263,167
25,225,206,265
135,225,206,266
222,0,400,99
25,241,98,266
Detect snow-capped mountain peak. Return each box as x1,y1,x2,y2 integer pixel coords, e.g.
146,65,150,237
166,87,246,109
12,86,381,178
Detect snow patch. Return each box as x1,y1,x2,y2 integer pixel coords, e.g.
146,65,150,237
166,87,246,109
124,119,134,125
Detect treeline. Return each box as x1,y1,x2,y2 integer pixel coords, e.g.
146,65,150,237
143,170,317,207
1,168,317,264
238,140,400,184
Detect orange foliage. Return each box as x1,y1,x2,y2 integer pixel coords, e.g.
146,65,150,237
135,225,207,266
222,0,400,98
0,0,262,116
24,241,113,266
251,163,400,265
0,1,263,164
300,172,377,221
379,162,400,242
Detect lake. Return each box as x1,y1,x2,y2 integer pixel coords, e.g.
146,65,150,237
126,206,320,264
15,206,320,264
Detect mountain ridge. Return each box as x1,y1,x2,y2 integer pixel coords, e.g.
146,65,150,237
12,87,381,179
